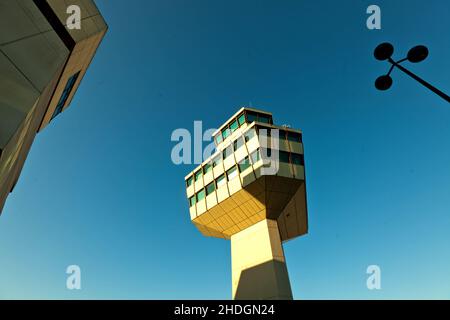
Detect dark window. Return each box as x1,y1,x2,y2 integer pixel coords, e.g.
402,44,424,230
194,170,203,181
258,113,271,124
203,163,212,174
287,131,302,143
186,176,193,187
246,111,257,123
279,151,290,163
206,182,216,196
291,153,305,165
52,71,80,120
189,196,196,207
238,156,251,172
237,113,245,126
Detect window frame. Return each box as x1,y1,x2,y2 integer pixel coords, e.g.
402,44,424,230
205,182,216,196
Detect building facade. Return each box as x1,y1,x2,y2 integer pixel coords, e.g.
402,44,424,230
185,107,308,299
0,0,107,214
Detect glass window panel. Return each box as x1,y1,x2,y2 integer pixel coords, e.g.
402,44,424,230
216,174,226,187
203,163,212,174
189,196,196,207
238,156,251,172
206,182,216,195
280,151,290,163
246,112,257,123
222,127,230,139
244,128,256,142
227,166,238,181
287,132,302,143
234,137,244,150
222,146,233,159
52,71,80,120
194,170,203,181
257,114,271,123
196,189,205,201
215,134,223,144
212,154,222,167
186,176,193,187
250,149,260,163
237,113,245,126
291,153,304,165
230,120,238,132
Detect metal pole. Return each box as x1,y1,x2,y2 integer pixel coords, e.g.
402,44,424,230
388,58,450,103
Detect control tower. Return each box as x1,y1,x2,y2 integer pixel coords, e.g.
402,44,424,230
184,107,308,300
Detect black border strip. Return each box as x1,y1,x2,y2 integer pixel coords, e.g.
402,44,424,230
32,0,75,50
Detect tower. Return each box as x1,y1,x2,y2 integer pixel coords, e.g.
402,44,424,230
0,0,107,214
185,107,308,300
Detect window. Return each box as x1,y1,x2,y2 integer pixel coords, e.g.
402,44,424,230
222,146,233,160
279,151,290,163
287,132,302,143
291,153,304,165
222,127,230,140
194,170,203,182
216,174,226,187
196,189,205,202
212,154,222,167
186,176,193,187
206,182,216,196
52,71,81,120
258,114,271,124
203,163,212,174
215,134,223,145
238,156,251,172
244,128,256,142
246,111,257,123
233,137,244,151
227,166,238,181
189,196,196,207
250,149,260,163
237,113,245,126
230,120,238,132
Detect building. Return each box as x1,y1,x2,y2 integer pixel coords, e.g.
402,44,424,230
184,107,308,300
0,0,107,214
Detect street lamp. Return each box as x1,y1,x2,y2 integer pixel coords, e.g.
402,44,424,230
374,42,449,103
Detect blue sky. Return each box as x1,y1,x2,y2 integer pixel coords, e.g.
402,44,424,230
1,0,449,299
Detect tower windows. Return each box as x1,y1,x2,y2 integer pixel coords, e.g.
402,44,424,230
52,71,80,120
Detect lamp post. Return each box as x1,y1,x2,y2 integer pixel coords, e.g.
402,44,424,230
373,42,450,103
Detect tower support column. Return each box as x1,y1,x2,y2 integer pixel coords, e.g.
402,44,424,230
231,219,293,300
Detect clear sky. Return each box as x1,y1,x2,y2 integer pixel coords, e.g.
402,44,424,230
1,0,449,299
